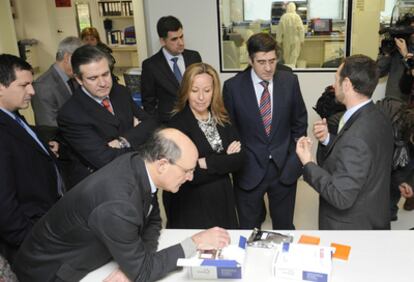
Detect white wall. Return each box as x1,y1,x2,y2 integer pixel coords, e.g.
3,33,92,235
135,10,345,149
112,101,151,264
0,1,18,55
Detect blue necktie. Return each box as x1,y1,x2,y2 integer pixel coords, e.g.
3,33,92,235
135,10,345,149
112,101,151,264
15,115,64,196
171,57,182,83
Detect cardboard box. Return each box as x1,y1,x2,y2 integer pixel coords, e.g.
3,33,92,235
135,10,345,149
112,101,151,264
273,243,334,282
177,236,247,279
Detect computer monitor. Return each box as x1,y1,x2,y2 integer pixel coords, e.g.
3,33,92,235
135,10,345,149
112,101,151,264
311,19,332,35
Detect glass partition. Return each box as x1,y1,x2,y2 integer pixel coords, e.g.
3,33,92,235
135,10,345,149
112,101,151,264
218,0,351,71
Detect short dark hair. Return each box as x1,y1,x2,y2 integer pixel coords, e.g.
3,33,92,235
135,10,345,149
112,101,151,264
339,55,379,98
247,33,279,60
71,45,109,78
0,54,32,87
139,128,182,163
157,16,182,38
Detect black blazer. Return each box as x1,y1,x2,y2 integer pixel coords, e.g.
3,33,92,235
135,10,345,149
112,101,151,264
0,110,59,256
141,48,202,122
223,67,308,190
57,84,158,186
14,154,184,282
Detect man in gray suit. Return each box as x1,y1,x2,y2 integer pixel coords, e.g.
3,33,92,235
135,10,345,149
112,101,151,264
296,55,394,230
31,36,82,140
14,128,230,282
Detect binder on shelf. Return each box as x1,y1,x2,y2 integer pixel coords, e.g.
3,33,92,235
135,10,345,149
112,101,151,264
98,1,133,17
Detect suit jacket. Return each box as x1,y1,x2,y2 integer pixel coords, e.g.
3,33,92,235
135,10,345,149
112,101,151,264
0,110,59,257
141,48,202,122
223,67,308,190
57,84,158,186
14,154,184,282
32,65,72,128
304,102,394,230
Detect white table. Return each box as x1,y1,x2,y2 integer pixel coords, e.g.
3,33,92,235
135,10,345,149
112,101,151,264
82,230,414,282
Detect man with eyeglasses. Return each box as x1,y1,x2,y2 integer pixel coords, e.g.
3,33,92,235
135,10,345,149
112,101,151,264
223,32,308,230
14,128,231,282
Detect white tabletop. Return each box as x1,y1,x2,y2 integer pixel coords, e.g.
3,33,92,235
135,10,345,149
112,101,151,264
82,229,414,282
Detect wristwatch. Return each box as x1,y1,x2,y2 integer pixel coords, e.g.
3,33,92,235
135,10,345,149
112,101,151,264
118,137,130,149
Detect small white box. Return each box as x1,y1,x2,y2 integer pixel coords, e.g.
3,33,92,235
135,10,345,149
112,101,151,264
177,236,247,279
273,243,334,282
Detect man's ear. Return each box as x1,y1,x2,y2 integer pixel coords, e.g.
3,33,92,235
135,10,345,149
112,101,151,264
74,75,83,86
159,37,166,47
156,158,169,174
342,77,352,92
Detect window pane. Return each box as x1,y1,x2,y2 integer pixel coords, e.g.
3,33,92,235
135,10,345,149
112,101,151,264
218,0,350,71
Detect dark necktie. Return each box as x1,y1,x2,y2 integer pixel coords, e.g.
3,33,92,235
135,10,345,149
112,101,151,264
102,97,114,114
259,81,272,136
171,57,182,83
67,78,77,94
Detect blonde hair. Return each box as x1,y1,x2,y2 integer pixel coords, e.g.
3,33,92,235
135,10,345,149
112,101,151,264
80,27,102,43
173,63,230,126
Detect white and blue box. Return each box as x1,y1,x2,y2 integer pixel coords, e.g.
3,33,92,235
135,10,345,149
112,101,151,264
273,242,334,282
177,236,247,280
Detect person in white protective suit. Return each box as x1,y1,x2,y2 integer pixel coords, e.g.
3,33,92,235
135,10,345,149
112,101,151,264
276,2,305,67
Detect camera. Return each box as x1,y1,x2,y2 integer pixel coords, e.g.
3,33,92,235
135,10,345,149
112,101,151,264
379,13,414,55
407,57,414,69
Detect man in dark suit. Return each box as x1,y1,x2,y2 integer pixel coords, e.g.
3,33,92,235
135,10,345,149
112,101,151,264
141,15,202,122
14,128,231,282
223,33,308,230
296,55,394,229
57,45,158,187
0,54,61,262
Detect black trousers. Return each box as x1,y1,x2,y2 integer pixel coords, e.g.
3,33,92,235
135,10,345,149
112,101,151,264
234,161,297,230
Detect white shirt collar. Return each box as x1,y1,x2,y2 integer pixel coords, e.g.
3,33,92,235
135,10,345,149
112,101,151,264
342,99,372,124
144,163,157,194
162,47,183,62
81,86,108,104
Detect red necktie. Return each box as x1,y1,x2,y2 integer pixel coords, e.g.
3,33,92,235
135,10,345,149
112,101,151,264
102,98,114,114
259,81,272,136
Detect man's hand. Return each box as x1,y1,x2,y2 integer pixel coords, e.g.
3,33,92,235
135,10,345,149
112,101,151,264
399,182,414,198
103,268,131,282
395,37,409,57
226,141,241,155
295,136,314,165
198,158,207,169
191,227,230,250
108,139,121,148
133,117,140,127
48,141,59,158
313,118,329,143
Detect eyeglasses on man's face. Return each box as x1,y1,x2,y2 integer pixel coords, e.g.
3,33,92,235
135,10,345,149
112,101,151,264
170,161,196,175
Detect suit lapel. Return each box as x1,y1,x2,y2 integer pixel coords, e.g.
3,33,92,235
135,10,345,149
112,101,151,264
325,102,374,156
240,70,268,139
74,89,120,127
268,72,283,140
50,66,72,99
0,111,51,156
131,155,153,219
154,49,180,89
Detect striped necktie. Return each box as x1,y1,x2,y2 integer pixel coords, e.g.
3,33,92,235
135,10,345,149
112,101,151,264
260,81,272,136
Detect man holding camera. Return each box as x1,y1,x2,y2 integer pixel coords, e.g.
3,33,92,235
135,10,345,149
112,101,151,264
377,14,414,101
